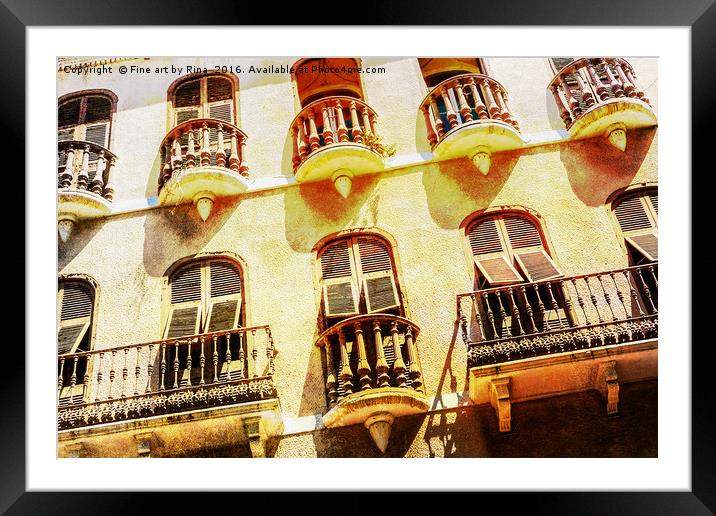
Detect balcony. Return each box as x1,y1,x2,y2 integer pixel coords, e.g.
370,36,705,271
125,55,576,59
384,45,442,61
57,326,281,458
57,141,116,242
290,96,386,198
420,74,523,175
549,58,657,150
316,314,428,452
157,119,251,221
457,264,658,432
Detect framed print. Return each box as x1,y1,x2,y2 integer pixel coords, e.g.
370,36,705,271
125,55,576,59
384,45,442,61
9,0,713,514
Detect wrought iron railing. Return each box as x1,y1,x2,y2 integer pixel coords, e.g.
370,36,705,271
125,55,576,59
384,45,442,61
57,325,277,430
457,264,658,367
316,314,424,409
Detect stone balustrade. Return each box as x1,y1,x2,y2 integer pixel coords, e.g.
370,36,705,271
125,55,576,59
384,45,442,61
57,141,116,202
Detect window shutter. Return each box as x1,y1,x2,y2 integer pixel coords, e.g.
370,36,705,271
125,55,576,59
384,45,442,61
165,263,202,339
614,196,652,232
514,250,563,282
58,128,74,142
205,261,242,333
625,233,658,261
84,96,111,123
358,237,400,313
648,192,658,216
468,218,503,255
474,256,523,285
84,123,109,162
208,77,233,103
503,216,542,249
321,240,359,318
175,80,201,108
58,282,93,355
58,99,81,128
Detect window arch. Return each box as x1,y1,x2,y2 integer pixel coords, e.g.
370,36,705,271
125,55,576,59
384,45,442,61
57,90,116,152
318,234,402,325
169,73,237,127
57,279,96,405
294,58,364,107
466,212,562,289
612,188,658,264
419,57,485,88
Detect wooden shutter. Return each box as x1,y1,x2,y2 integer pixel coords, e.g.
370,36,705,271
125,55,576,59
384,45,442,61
515,250,563,282
58,282,93,355
474,256,523,285
468,217,524,285
358,237,400,313
503,216,542,249
175,79,201,125
165,263,202,338
468,218,504,255
321,240,359,318
58,99,81,128
205,261,242,333
614,192,658,262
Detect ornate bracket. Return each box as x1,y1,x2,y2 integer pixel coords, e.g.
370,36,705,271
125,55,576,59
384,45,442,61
596,361,620,415
490,377,512,433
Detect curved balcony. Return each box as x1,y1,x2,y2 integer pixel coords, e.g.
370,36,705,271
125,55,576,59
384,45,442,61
549,58,657,151
420,74,523,175
316,314,427,452
158,119,251,221
290,96,386,198
57,141,116,242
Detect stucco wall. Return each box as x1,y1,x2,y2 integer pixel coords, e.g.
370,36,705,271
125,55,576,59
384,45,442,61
57,57,658,457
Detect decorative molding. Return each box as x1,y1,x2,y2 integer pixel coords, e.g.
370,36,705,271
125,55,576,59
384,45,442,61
58,378,277,430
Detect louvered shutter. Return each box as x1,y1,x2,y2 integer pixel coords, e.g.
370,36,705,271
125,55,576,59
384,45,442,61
321,240,359,318
165,263,202,338
205,261,242,332
358,237,400,313
58,282,93,354
615,193,658,262
503,216,543,249
468,217,523,285
58,99,81,128
57,128,75,142
84,96,111,124
175,79,201,125
84,123,109,163
514,250,563,282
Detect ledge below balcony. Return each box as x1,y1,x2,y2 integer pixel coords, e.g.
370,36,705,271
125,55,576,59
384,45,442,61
58,188,113,220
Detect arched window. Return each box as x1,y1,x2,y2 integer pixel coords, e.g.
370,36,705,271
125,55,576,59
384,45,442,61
294,58,364,107
466,212,569,338
58,91,115,156
57,279,95,405
612,189,658,264
419,57,484,88
165,259,244,383
171,74,235,126
318,235,401,324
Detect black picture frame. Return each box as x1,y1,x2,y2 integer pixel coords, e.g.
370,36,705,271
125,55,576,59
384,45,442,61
7,0,712,513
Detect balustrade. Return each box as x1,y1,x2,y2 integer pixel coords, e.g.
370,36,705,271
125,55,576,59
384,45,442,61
290,96,381,172
57,141,116,202
419,74,520,148
457,264,658,367
316,314,423,409
57,325,277,430
549,58,651,130
158,118,249,191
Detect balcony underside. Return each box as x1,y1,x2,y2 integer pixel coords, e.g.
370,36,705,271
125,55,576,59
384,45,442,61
158,166,251,207
58,380,281,458
294,142,385,184
568,98,657,141
58,189,112,220
432,120,524,161
322,386,429,428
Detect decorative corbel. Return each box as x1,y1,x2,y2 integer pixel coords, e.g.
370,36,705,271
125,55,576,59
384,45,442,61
596,361,620,415
244,417,266,458
490,377,512,433
134,432,154,458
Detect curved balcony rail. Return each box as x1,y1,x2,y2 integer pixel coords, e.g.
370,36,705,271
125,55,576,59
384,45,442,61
57,140,116,202
57,325,277,430
290,96,381,173
420,73,520,149
158,118,249,192
549,58,651,130
316,314,424,409
457,263,658,368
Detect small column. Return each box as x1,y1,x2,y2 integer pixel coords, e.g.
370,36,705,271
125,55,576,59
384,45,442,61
354,322,371,390
238,134,249,176
586,60,609,101
335,100,349,142
321,102,335,145
429,95,445,137
228,130,240,172
440,85,458,129
390,321,407,388
455,79,473,122
216,123,226,168
349,101,363,143
468,77,488,119
611,59,637,98
185,124,196,167
59,145,75,188
404,325,423,392
373,320,390,388
324,338,338,407
307,109,320,152
421,104,438,146
76,145,90,190
480,79,500,120
200,122,211,166
90,150,106,195
338,330,353,395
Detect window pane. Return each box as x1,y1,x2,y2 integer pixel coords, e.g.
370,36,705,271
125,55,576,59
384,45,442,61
58,99,81,127
85,96,112,123
175,80,201,107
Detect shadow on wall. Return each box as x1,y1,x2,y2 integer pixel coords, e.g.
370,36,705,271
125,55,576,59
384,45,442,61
545,89,567,131
413,107,433,155
144,150,164,199
421,152,519,230
309,411,423,458
296,331,331,417
560,127,656,207
279,120,297,179
282,174,383,253
58,219,106,271
141,196,240,278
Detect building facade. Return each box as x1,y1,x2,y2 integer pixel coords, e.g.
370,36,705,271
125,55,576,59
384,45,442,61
56,57,658,458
